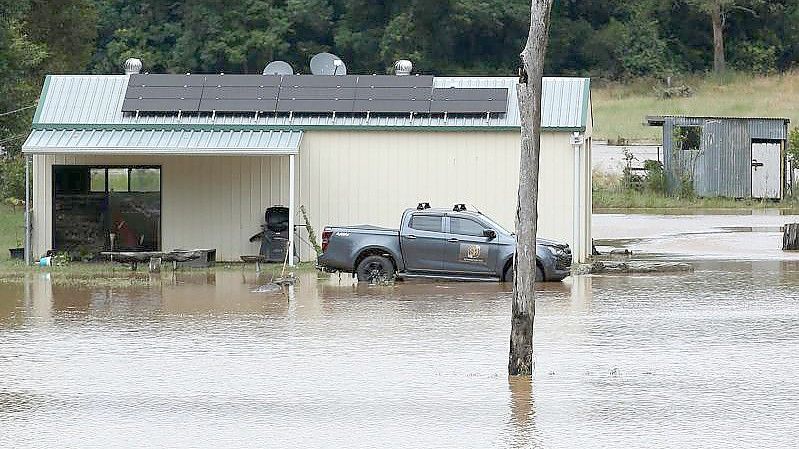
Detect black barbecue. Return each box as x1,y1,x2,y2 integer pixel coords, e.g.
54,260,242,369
249,206,290,262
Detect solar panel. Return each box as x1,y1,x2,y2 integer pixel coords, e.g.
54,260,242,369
128,74,206,87
280,75,358,88
355,87,432,101
125,86,204,99
353,99,431,114
279,87,356,100
207,74,281,87
122,98,201,112
276,99,355,113
204,86,279,100
356,75,434,88
121,74,508,115
198,98,278,112
432,88,507,102
430,100,506,114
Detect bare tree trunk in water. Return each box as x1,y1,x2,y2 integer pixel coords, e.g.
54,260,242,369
509,0,553,376
711,2,726,74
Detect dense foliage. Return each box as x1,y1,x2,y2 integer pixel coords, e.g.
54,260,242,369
2,0,799,164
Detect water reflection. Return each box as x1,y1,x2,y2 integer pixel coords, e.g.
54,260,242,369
1,259,798,447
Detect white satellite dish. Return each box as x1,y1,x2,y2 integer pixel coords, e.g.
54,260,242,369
263,61,294,75
310,52,347,76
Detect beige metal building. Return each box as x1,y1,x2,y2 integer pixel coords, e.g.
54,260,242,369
22,73,592,264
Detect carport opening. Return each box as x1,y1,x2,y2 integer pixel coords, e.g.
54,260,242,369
52,165,162,257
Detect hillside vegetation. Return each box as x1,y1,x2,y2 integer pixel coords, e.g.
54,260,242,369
593,71,799,141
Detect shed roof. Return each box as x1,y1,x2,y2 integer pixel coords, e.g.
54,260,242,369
23,129,302,155
31,75,591,132
647,115,790,127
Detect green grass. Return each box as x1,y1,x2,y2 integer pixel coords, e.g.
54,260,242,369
0,205,24,261
594,186,799,210
593,71,799,141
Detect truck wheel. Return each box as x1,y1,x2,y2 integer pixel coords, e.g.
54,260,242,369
356,255,394,283
503,266,544,283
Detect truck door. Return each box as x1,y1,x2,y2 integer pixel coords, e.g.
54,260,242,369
401,214,446,272
443,216,498,275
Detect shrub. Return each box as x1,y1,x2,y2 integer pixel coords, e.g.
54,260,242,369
643,160,666,193
0,157,26,201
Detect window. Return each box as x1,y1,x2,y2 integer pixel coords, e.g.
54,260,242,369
409,215,442,232
108,168,129,192
90,169,106,192
450,217,486,237
52,166,162,255
130,168,160,192
676,126,701,151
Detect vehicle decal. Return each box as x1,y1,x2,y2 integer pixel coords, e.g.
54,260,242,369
459,243,488,264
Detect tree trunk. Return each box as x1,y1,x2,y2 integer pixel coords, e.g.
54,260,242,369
711,2,726,74
509,0,553,376
784,223,799,251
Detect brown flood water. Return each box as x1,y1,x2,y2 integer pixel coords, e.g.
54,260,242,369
2,213,799,448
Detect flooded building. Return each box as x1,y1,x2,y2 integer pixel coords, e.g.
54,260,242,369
647,115,790,199
22,59,593,263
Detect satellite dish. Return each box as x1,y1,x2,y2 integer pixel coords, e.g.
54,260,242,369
263,61,294,75
310,52,347,76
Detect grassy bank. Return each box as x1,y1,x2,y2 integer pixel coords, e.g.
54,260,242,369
593,187,799,210
593,71,799,141
0,205,24,261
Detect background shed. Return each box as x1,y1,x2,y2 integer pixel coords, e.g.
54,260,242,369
647,116,790,199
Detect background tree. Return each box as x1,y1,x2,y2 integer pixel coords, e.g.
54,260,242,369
685,0,764,74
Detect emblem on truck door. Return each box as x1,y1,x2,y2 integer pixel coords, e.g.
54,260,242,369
467,245,481,259
460,244,486,264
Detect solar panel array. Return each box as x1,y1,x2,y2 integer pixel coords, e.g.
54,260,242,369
122,74,508,115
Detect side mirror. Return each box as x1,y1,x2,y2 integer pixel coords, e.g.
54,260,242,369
483,229,497,240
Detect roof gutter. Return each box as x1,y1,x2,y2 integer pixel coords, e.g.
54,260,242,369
30,123,585,133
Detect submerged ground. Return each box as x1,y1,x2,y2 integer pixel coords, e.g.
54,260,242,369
1,211,799,448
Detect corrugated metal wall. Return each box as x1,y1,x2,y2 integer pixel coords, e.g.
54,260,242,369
662,117,787,198
32,130,593,263
296,130,592,262
32,154,288,261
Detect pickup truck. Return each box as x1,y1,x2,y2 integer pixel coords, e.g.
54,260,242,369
317,204,572,283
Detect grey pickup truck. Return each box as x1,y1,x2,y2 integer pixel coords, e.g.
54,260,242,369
317,204,572,283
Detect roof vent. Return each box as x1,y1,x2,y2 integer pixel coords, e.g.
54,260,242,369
394,59,413,76
124,58,142,75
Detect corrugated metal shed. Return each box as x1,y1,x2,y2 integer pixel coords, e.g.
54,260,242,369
32,75,590,131
23,129,302,155
648,115,789,198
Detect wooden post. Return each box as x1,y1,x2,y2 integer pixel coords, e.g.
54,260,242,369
784,224,799,251
149,257,162,273
509,0,553,376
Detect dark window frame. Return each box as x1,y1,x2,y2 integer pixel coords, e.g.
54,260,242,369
51,165,163,253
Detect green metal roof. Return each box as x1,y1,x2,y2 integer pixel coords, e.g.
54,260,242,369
31,75,592,133
22,129,302,155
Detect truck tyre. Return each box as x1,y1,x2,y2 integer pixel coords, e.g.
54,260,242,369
503,265,544,283
356,255,394,283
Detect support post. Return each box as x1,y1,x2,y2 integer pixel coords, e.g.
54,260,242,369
288,154,296,267
24,155,31,265
572,132,582,263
